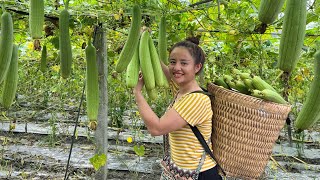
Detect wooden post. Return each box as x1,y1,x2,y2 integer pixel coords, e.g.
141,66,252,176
93,23,108,180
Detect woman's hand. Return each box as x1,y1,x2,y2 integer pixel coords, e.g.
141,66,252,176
133,72,144,95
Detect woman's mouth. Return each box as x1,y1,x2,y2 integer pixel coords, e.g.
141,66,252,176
173,72,183,78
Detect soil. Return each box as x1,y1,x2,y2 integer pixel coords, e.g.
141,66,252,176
0,108,320,180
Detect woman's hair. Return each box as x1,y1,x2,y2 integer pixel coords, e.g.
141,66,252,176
169,36,206,75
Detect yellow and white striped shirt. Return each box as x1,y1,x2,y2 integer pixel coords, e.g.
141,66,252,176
168,81,216,172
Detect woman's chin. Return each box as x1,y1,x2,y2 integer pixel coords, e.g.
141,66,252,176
173,79,183,85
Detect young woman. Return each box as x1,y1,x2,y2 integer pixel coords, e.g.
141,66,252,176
133,37,222,180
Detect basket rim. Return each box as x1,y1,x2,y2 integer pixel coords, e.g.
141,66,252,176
207,83,292,109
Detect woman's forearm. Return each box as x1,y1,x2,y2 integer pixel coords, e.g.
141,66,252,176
134,92,161,136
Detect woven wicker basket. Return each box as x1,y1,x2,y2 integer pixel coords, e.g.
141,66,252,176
207,83,291,179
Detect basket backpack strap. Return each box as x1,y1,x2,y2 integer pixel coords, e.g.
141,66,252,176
190,87,211,96
189,124,215,160
189,124,225,176
190,90,226,176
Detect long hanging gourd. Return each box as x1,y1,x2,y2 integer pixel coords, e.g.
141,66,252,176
149,36,165,87
59,4,72,78
139,31,155,90
0,12,14,84
1,44,19,109
277,0,307,73
258,0,285,25
295,51,320,132
29,0,44,39
126,39,140,88
85,38,99,123
40,45,47,73
158,15,168,65
115,4,142,73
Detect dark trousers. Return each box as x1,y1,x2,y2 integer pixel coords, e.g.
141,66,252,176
198,165,223,180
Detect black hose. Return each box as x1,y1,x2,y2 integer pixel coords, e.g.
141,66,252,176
64,83,86,180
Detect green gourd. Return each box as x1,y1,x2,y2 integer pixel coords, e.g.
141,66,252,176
278,0,307,73
115,5,142,73
40,45,47,73
258,0,285,24
85,39,99,122
251,76,277,92
1,44,19,109
149,36,165,87
158,16,168,65
59,8,72,78
295,51,320,132
126,40,140,88
0,12,14,84
139,31,155,90
29,0,45,39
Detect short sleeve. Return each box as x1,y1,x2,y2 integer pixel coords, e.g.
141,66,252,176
173,93,212,126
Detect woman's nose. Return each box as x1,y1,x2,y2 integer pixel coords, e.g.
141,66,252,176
172,63,181,70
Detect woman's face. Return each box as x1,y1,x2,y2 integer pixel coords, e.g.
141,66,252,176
169,47,201,86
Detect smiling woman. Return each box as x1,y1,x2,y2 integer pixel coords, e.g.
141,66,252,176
133,37,222,180
168,37,205,89
169,47,200,86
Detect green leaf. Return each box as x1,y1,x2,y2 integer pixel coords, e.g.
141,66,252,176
107,51,115,57
133,145,145,157
89,153,107,171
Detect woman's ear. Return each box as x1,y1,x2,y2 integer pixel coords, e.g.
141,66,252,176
195,63,202,74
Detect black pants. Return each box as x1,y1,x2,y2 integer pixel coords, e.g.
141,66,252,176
198,165,223,180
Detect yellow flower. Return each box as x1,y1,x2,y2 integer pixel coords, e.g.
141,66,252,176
27,42,34,50
119,8,124,15
127,136,133,143
302,68,310,76
294,75,303,82
114,14,120,20
135,111,140,116
51,65,60,72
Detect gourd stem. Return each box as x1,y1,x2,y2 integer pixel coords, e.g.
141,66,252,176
281,71,292,147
